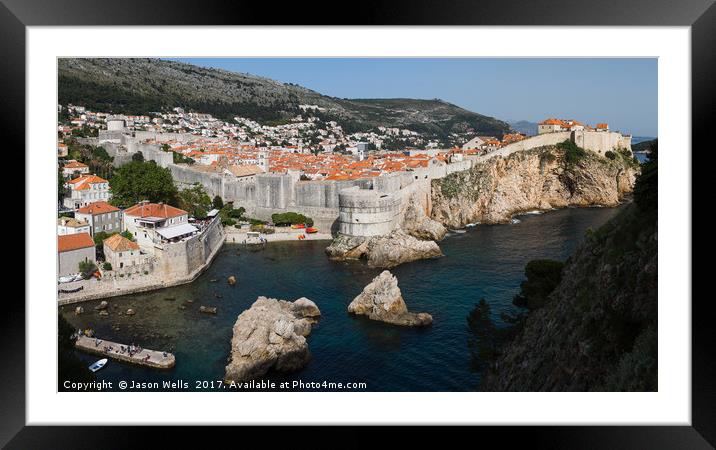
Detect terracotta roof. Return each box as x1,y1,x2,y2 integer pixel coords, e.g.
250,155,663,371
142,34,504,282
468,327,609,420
68,174,108,190
76,201,119,215
58,232,94,253
103,234,139,252
63,161,88,169
227,164,263,177
124,202,187,219
596,123,609,129
57,217,89,228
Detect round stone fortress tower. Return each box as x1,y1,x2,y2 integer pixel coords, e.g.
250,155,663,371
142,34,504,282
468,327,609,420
338,186,402,237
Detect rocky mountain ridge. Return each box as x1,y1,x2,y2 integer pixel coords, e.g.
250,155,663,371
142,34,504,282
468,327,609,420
58,58,510,137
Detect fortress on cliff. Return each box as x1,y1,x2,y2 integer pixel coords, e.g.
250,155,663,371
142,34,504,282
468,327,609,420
91,122,631,238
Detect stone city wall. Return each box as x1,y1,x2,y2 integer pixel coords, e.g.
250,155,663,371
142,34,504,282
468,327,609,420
134,130,202,143
152,216,225,280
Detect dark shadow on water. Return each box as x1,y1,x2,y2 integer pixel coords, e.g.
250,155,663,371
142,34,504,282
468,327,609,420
60,204,624,391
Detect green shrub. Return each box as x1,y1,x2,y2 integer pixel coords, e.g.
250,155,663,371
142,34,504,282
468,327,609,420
102,262,112,271
557,140,587,166
439,175,460,199
229,207,246,219
172,152,195,165
78,260,98,279
271,212,314,227
605,151,616,160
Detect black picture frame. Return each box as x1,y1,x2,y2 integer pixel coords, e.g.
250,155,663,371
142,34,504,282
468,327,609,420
5,0,711,447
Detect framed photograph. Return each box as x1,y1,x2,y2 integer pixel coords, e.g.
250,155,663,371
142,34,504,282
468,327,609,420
7,0,712,446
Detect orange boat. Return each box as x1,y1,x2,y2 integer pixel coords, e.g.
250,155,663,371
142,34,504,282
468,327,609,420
291,223,306,229
306,227,318,234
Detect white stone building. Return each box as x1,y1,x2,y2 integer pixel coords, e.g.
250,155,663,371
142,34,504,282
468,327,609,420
102,233,152,275
123,201,197,250
62,160,89,178
63,174,111,209
57,217,91,235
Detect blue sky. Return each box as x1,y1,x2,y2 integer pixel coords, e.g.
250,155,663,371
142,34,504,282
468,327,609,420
174,58,657,137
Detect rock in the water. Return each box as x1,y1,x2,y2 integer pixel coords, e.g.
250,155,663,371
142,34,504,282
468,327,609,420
325,234,369,260
74,306,84,315
95,300,108,311
365,230,443,268
126,308,136,316
228,275,237,285
199,306,217,314
348,270,432,326
292,297,321,320
225,296,321,382
326,230,442,269
98,310,109,317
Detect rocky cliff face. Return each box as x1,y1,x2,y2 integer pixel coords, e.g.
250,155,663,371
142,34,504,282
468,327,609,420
431,146,639,229
481,202,657,391
401,194,448,241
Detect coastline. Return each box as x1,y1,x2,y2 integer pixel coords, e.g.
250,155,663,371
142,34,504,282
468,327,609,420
58,200,632,306
224,226,333,242
59,227,334,305
57,229,227,305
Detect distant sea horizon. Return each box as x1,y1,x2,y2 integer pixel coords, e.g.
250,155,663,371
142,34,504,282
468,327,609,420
631,136,657,145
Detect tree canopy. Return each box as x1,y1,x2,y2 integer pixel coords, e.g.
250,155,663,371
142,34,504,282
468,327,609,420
512,259,565,310
178,183,212,219
633,139,657,217
109,160,178,208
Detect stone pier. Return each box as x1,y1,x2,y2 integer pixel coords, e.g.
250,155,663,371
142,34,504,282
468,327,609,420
75,335,176,369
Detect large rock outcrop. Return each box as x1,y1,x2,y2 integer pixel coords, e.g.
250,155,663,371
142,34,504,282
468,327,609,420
225,296,321,383
431,146,639,229
348,270,432,326
326,229,443,268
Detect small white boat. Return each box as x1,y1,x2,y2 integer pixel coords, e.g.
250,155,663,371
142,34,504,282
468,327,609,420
510,218,521,224
465,223,478,228
88,358,108,372
452,229,467,234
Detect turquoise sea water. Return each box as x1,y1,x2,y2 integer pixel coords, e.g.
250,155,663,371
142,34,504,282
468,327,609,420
61,205,623,391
